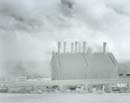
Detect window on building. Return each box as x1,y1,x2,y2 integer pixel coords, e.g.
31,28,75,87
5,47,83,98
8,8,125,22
119,74,123,76
126,74,130,76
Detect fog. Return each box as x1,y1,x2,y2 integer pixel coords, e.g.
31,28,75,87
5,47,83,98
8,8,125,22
0,0,130,79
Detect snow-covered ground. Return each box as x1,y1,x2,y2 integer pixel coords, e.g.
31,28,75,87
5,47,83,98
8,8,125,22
0,93,130,103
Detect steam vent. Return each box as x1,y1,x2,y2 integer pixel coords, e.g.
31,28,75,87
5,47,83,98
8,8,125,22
51,42,118,80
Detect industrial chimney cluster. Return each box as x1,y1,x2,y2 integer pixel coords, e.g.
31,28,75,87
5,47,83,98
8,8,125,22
57,41,107,54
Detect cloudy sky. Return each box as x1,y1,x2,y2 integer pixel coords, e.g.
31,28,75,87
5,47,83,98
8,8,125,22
0,0,130,79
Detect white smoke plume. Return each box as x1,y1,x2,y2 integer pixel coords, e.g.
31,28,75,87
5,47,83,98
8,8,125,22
0,0,130,79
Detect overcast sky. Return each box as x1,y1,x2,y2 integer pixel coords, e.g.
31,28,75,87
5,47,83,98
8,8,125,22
0,0,130,79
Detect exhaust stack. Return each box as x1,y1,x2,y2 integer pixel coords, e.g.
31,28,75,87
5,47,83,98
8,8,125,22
78,43,81,53
57,42,61,53
83,41,86,53
103,42,107,53
75,41,78,53
63,41,66,53
71,42,74,53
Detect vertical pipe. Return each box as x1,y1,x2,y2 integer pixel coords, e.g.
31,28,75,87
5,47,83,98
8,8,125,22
75,41,78,53
79,42,81,53
103,42,107,53
57,41,61,54
71,42,74,53
63,41,66,53
83,41,86,53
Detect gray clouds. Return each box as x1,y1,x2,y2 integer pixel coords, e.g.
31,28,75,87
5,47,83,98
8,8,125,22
0,0,130,79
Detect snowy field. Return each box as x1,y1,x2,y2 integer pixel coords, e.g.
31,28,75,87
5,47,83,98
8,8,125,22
0,93,130,103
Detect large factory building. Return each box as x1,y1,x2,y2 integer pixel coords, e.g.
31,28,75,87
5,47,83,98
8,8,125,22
51,42,118,80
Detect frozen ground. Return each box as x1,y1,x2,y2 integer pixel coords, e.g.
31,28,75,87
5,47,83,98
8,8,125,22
0,93,130,103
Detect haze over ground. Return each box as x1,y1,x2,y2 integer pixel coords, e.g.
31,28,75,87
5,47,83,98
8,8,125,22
0,0,130,79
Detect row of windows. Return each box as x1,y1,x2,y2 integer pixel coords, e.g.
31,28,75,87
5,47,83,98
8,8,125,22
119,74,130,76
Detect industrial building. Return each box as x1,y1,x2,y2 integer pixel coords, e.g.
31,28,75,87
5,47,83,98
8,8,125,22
51,42,118,80
1,41,130,93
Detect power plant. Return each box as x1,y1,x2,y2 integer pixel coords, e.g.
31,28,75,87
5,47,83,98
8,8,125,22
51,42,118,80
1,41,130,93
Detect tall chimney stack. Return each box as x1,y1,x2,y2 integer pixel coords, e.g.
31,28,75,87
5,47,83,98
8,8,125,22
78,42,81,53
83,41,86,53
75,41,78,53
103,42,107,53
63,41,66,53
57,41,61,53
71,42,74,53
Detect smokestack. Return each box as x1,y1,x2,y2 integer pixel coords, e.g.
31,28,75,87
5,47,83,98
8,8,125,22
103,42,107,53
57,41,61,53
63,41,66,53
71,42,74,53
79,43,81,53
75,41,78,53
83,41,86,53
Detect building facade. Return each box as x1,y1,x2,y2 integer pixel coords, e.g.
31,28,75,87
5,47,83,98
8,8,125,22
51,42,118,80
